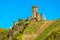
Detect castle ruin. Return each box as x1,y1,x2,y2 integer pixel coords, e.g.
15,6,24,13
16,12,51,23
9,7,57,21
7,6,46,40
28,6,43,21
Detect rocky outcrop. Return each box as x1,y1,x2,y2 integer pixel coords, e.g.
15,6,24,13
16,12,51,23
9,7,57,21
7,21,27,40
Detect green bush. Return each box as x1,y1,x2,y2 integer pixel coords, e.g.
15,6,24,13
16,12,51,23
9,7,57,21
17,18,24,26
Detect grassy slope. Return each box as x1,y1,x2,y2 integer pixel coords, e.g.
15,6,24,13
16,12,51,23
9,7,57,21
35,19,60,40
14,19,60,40
45,26,60,40
0,19,60,40
13,21,45,40
23,21,45,34
0,28,8,40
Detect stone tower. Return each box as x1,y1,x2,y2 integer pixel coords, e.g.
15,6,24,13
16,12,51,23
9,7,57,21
32,6,38,18
28,6,43,21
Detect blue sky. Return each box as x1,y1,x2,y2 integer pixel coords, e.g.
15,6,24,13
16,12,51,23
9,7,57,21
0,0,60,29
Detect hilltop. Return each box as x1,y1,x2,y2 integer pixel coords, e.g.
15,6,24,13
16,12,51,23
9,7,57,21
0,6,60,40
0,18,60,40
7,6,47,40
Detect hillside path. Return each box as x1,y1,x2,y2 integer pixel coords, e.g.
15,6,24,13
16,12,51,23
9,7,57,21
23,21,53,40
35,21,53,34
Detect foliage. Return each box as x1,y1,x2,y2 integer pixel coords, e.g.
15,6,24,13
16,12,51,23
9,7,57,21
17,18,24,26
18,18,23,22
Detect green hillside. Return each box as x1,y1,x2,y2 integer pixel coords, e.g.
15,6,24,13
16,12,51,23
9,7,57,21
12,20,45,40
24,21,45,34
12,19,60,40
36,19,60,40
13,19,60,40
0,19,60,40
0,28,9,40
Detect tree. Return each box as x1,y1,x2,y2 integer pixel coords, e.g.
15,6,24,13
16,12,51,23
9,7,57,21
18,18,23,22
17,18,24,26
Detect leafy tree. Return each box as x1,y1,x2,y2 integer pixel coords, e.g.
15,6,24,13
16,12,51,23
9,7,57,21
18,18,23,22
17,18,24,26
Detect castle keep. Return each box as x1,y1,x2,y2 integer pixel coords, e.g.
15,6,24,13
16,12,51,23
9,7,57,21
28,6,43,21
